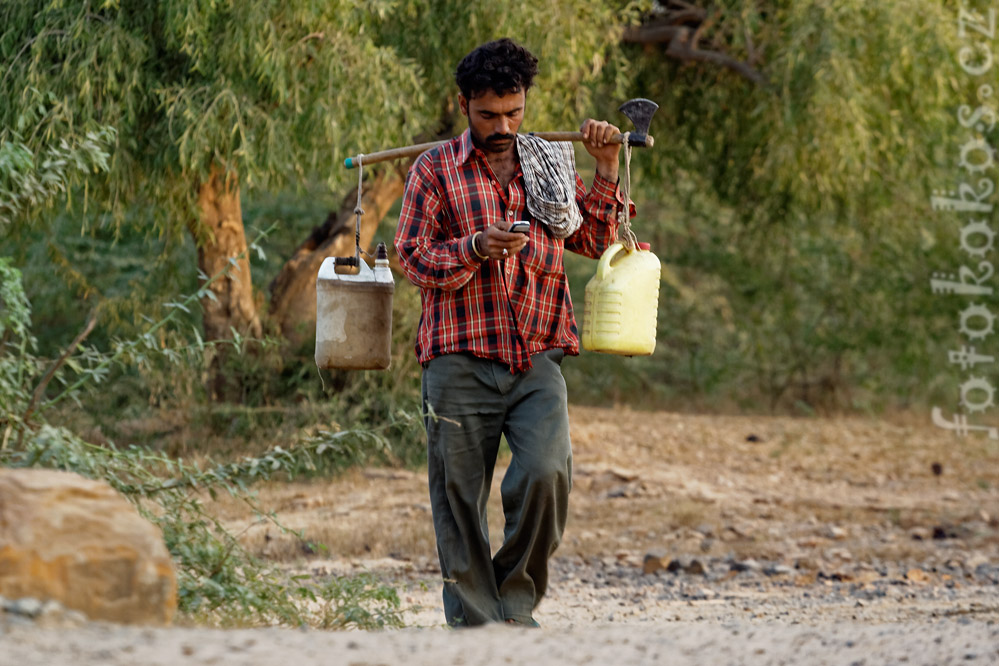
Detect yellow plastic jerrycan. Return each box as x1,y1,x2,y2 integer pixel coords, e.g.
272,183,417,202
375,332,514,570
582,241,661,356
315,243,394,370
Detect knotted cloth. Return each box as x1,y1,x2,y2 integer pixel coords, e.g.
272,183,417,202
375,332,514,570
516,134,582,239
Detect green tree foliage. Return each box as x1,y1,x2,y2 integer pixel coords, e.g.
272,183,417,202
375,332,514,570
0,122,114,228
630,0,958,226
0,0,425,227
0,0,631,224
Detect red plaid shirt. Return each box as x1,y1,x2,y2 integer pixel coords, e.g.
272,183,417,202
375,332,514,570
394,129,631,372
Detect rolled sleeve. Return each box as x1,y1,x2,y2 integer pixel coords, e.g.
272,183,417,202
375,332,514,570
565,172,637,258
586,172,637,219
459,233,484,265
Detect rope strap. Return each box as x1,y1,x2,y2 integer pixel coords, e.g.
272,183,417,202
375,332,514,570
616,132,637,251
352,154,365,263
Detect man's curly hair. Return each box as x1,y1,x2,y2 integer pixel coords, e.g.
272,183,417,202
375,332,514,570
455,38,539,100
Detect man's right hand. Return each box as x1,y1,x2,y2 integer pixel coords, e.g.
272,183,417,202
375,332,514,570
477,221,530,260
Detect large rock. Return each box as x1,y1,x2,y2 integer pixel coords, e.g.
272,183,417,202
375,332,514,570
0,467,177,625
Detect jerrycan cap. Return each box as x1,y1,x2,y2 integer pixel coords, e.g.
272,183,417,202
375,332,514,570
637,242,651,251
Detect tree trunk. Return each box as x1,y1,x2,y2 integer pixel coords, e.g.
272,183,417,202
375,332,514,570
192,167,262,400
268,168,405,351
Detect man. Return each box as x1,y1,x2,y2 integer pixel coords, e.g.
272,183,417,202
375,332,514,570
394,38,631,627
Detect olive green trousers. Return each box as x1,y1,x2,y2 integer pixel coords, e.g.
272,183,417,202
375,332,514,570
421,350,572,626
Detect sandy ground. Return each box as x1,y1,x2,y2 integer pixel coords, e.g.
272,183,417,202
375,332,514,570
3,406,998,664
2,620,998,665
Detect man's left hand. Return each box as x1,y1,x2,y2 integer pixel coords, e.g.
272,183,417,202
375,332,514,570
580,118,621,182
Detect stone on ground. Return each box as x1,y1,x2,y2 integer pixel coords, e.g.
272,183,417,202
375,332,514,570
0,468,176,625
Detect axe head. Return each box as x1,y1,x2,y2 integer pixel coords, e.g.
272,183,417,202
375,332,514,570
618,98,658,147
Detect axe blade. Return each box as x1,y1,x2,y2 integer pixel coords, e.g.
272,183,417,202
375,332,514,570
618,98,659,137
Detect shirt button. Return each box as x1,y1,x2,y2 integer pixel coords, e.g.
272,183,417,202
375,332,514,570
507,210,513,218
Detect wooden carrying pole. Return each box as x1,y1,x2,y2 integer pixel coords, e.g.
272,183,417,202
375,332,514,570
344,131,654,169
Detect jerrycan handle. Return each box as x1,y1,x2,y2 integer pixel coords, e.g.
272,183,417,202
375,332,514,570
596,242,627,280
334,255,371,276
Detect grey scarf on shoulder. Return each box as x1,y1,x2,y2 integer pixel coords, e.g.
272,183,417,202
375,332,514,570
516,133,582,240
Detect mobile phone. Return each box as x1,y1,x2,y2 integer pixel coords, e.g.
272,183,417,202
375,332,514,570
510,221,530,234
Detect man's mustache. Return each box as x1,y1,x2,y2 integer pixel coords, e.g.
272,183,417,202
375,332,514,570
486,133,515,143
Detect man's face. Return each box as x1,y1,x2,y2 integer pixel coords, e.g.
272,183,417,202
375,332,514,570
459,89,526,155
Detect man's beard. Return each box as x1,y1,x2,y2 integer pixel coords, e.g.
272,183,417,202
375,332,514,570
471,130,516,154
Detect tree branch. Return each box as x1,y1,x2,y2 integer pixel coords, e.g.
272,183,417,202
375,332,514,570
622,24,686,45
622,22,768,87
18,307,98,444
666,36,769,86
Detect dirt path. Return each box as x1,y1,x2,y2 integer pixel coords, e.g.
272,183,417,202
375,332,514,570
3,619,998,665
3,407,999,663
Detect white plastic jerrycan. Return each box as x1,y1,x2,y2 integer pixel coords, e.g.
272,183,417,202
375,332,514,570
582,241,661,356
315,243,394,370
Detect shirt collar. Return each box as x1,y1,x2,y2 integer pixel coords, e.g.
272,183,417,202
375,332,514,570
457,129,475,165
